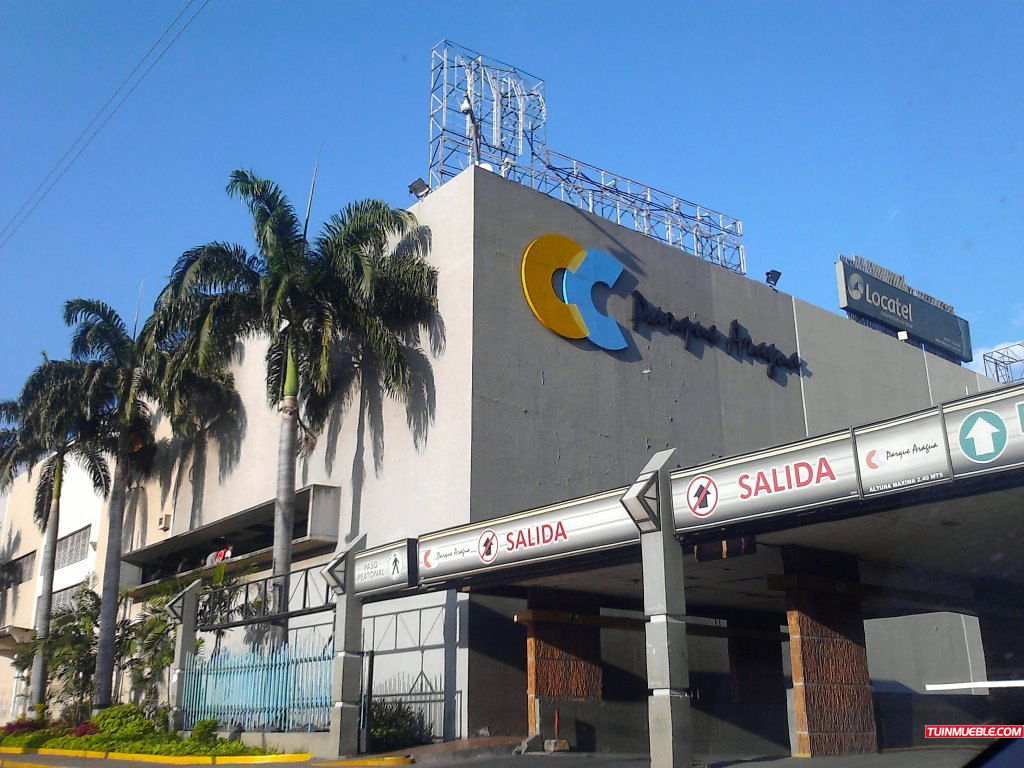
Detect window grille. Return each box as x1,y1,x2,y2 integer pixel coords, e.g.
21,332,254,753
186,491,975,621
54,526,90,570
6,552,35,586
51,585,78,613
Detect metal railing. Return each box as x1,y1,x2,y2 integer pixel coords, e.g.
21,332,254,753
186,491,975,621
370,691,460,742
181,640,334,732
196,564,334,631
371,671,462,741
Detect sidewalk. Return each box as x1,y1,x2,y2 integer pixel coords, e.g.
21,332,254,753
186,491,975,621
0,746,986,768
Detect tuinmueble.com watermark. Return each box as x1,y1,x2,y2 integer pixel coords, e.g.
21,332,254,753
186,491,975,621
926,725,1023,738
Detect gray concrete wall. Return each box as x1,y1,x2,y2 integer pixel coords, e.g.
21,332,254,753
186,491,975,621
465,594,528,737
468,167,985,521
866,612,989,695
534,612,791,758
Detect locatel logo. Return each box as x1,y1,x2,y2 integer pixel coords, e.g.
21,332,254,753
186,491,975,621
847,271,865,301
521,234,628,351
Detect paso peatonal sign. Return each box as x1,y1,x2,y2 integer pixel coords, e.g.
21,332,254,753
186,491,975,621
417,491,638,583
352,539,418,596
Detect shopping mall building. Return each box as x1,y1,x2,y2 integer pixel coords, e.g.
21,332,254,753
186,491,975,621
1,44,1022,763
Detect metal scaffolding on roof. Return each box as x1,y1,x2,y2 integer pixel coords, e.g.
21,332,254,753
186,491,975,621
427,40,746,274
983,342,1024,383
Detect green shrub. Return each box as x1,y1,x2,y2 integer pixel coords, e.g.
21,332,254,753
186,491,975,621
0,727,59,747
0,708,264,758
93,705,154,739
29,730,264,757
369,699,433,753
189,718,218,744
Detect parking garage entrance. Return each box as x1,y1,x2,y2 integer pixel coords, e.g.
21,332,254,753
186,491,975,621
350,382,1024,760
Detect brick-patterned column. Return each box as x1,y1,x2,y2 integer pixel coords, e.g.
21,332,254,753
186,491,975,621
783,547,877,757
524,593,602,735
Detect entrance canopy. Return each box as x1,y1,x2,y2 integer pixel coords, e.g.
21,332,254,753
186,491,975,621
352,381,1024,612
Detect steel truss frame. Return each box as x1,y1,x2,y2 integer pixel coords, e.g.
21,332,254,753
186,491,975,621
984,342,1024,383
428,40,746,274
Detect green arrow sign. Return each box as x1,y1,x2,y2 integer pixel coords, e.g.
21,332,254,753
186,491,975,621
958,410,1007,463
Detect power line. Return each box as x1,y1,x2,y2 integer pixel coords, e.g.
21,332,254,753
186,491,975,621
0,0,213,253
0,0,198,242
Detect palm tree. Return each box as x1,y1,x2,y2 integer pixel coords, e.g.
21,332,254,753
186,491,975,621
61,299,159,711
154,169,438,645
0,360,111,713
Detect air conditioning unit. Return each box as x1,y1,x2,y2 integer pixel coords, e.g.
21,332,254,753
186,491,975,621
157,513,172,532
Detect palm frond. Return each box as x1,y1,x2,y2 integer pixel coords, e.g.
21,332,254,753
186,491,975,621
226,170,304,275
71,441,112,499
64,299,133,365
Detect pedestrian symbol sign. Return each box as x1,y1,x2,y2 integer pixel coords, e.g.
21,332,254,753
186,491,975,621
686,475,718,518
958,410,1007,463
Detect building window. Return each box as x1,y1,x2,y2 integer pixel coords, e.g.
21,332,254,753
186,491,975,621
5,552,35,586
54,526,90,570
50,585,78,614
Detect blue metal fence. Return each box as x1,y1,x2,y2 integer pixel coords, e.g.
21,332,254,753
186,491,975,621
181,640,334,732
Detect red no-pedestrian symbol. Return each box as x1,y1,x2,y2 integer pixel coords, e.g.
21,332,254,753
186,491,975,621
686,475,718,518
478,529,499,564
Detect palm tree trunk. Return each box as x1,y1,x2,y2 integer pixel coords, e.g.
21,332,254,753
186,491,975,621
28,457,63,712
93,454,129,711
269,347,299,647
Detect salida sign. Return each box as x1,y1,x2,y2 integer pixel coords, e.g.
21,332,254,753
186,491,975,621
497,521,569,558
736,457,837,499
476,521,570,565
674,432,860,531
418,492,639,583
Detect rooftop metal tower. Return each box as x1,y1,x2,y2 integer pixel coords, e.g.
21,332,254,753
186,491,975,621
983,342,1024,383
428,41,746,274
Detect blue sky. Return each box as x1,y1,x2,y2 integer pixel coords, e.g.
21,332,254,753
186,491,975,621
2,0,1022,398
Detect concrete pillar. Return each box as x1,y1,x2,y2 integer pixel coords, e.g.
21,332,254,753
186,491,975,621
329,552,363,758
523,593,602,737
782,546,877,757
167,581,202,732
637,450,692,768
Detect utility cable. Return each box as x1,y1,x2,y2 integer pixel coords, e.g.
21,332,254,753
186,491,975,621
0,0,212,253
0,0,197,241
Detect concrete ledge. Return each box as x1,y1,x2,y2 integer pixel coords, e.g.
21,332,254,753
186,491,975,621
315,758,414,767
0,747,311,765
214,757,313,765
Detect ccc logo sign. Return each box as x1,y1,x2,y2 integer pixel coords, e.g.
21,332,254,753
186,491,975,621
520,234,627,351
